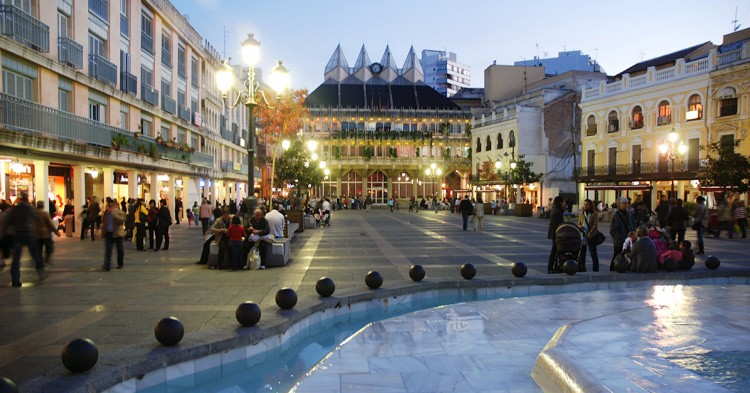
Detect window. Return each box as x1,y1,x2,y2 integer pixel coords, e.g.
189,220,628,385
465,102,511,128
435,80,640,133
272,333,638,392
161,29,172,68
190,56,199,88
141,11,153,53
140,117,152,137
177,90,186,107
657,100,671,125
608,147,617,176
509,130,516,148
160,124,170,140
632,145,641,175
631,106,643,129
89,101,103,122
719,87,738,117
177,43,186,79
497,133,503,149
7,0,31,14
120,106,128,130
720,134,735,156
476,137,482,153
161,79,171,97
486,135,492,151
58,12,70,38
58,79,72,112
607,111,619,133
586,115,597,136
686,94,702,120
587,150,595,176
141,66,153,87
3,69,34,100
120,0,128,36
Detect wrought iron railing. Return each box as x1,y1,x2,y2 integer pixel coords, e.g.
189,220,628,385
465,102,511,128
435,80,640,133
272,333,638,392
191,152,214,168
88,54,117,86
120,71,137,95
141,84,158,106
577,161,701,181
58,37,83,69
161,95,176,114
0,5,49,52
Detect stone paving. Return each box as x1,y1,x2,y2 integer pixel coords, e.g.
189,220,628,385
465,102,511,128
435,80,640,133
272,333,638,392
0,208,748,392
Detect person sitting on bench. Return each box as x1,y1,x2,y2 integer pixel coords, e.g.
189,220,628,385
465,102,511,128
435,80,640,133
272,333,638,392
243,208,272,269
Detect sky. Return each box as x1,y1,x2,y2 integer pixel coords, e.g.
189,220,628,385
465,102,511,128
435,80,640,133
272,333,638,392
177,0,748,91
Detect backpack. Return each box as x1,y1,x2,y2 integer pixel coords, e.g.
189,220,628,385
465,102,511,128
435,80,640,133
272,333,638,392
138,207,148,223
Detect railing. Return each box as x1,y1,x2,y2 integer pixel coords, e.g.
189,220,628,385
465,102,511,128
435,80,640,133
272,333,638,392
629,75,647,87
141,32,153,54
0,5,49,52
685,57,709,74
120,13,128,36
120,71,137,95
88,54,118,86
178,105,191,121
718,49,742,66
191,152,214,168
58,37,83,69
656,115,671,126
578,161,700,181
323,156,471,167
88,0,108,22
604,83,622,94
654,67,676,82
161,95,176,114
141,85,158,106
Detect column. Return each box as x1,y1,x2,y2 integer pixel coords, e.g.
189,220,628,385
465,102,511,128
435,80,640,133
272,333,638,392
336,176,342,198
412,177,418,198
387,176,393,199
150,173,159,201
32,159,49,205
102,167,114,200
72,165,86,207
168,176,176,222
127,170,138,199
361,175,368,199
677,181,685,202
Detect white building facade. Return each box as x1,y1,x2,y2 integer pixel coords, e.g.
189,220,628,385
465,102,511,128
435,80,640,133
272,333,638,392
421,50,471,97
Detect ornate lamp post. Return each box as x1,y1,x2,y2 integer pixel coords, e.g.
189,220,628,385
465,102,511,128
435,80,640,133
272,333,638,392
215,33,289,210
425,163,443,212
495,153,516,204
659,131,688,197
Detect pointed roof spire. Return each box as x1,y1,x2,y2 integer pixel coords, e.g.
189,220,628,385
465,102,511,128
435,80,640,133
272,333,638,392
400,45,424,83
324,44,351,82
353,44,371,71
380,45,398,70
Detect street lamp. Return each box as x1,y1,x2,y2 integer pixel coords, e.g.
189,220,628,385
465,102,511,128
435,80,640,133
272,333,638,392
215,33,289,210
425,163,443,212
659,131,688,197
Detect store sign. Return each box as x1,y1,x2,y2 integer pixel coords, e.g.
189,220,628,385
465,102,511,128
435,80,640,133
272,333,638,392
193,112,202,127
9,162,32,174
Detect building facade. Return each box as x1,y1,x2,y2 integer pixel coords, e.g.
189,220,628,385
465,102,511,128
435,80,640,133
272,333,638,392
578,42,717,209
514,50,602,75
0,0,250,218
300,45,472,204
421,49,471,97
472,70,606,209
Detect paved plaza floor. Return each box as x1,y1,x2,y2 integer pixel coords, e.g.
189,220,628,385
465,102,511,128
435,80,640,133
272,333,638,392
1,208,748,392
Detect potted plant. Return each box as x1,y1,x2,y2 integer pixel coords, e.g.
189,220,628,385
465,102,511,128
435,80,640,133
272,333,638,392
111,134,129,151
155,136,164,144
148,143,160,160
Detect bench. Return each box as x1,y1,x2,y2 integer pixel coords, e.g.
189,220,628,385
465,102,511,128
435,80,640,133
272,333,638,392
266,237,292,267
304,215,317,229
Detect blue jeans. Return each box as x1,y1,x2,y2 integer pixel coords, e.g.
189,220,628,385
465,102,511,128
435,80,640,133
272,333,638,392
104,232,124,269
578,239,599,271
11,233,43,285
696,225,705,245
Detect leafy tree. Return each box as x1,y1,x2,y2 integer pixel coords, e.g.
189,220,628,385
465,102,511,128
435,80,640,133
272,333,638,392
254,89,309,146
703,140,750,196
504,156,543,185
274,139,324,197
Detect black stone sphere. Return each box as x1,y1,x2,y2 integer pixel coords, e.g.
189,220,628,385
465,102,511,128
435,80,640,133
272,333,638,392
0,377,17,393
562,260,578,276
663,258,679,272
705,255,720,270
235,302,261,327
614,257,630,273
511,262,527,278
275,287,298,309
61,338,98,373
365,271,383,289
316,277,336,297
460,263,476,279
154,317,184,346
409,265,426,281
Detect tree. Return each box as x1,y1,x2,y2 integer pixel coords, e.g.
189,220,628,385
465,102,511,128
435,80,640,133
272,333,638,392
703,140,750,197
506,156,543,185
254,89,308,144
274,139,324,199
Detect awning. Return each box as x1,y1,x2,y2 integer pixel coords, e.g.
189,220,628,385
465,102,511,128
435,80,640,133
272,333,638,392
698,186,729,192
585,185,653,191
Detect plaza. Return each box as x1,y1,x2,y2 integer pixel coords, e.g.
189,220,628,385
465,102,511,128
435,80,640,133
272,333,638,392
1,209,748,392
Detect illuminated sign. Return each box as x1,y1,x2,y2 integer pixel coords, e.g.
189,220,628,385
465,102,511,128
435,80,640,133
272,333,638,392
9,162,31,175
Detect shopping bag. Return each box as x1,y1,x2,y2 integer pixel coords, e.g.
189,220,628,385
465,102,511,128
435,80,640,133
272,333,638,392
246,247,261,270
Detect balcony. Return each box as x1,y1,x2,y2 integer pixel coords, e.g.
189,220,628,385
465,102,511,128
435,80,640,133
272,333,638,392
141,32,153,54
0,5,50,52
323,155,471,167
178,105,191,122
656,115,671,126
578,161,700,182
88,54,117,86
141,85,158,106
191,152,214,168
88,0,108,22
221,160,248,175
120,14,128,36
58,37,83,69
161,95,176,114
120,71,137,96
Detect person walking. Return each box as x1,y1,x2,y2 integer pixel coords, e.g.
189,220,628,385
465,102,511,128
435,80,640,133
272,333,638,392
609,197,636,270
473,197,485,231
716,200,733,239
458,195,473,230
547,196,566,274
7,192,47,287
577,198,600,272
191,201,200,227
693,196,708,254
388,198,394,212
174,197,183,225
62,199,75,235
154,199,172,251
733,200,747,239
101,199,126,271
134,199,149,251
199,198,212,235
654,195,670,229
364,194,373,212
666,198,689,242
36,201,58,266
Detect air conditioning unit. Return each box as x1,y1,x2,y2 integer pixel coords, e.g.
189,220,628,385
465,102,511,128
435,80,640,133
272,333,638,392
657,116,671,126
609,124,618,132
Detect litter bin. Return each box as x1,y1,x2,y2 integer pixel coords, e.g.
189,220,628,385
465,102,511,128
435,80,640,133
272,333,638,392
64,215,74,237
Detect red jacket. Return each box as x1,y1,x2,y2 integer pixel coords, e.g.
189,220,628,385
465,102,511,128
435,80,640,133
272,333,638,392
226,224,245,241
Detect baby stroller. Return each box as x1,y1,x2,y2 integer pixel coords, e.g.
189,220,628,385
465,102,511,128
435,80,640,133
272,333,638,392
315,209,331,227
552,222,583,273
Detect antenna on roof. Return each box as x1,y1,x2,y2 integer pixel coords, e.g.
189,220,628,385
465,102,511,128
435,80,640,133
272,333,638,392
535,43,539,59
733,6,742,31
638,51,645,61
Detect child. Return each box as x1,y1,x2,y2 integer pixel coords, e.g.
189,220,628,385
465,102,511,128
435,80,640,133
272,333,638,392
186,208,194,227
622,231,637,252
679,240,695,270
659,240,683,268
225,216,246,271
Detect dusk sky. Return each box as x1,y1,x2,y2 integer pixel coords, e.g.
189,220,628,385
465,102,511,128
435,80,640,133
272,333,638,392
177,0,746,91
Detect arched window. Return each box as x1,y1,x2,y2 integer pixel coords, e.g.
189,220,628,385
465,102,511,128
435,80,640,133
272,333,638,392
687,94,702,120
586,115,597,136
657,100,671,126
509,130,516,148
631,106,643,129
486,135,492,151
719,87,738,117
476,137,482,152
608,111,619,133
497,133,503,149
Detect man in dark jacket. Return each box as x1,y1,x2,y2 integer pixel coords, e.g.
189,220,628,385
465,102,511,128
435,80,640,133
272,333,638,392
154,199,172,251
666,198,689,242
244,208,272,269
610,197,636,270
654,195,670,228
7,192,46,287
628,226,657,273
458,195,473,231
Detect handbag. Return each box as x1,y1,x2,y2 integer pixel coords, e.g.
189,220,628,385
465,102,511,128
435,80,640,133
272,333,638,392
590,231,606,246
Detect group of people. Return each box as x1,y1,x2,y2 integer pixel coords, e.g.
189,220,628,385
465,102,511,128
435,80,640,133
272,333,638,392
547,195,707,274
